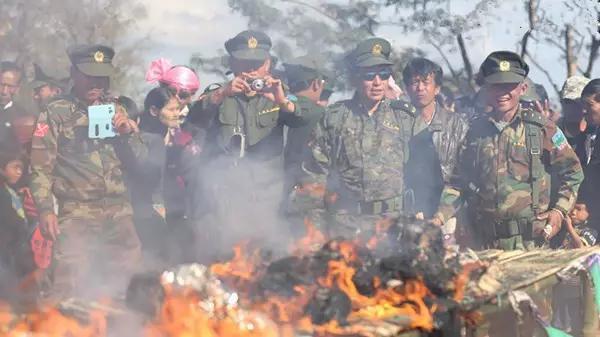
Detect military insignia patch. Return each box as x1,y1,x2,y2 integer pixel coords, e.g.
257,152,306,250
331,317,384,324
552,128,568,150
94,51,105,63
499,60,510,72
248,36,258,49
382,120,400,131
372,43,383,56
33,123,49,137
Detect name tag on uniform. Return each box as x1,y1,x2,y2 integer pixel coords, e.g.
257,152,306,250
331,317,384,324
382,119,400,131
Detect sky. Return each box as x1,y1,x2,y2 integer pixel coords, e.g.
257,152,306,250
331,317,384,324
136,0,600,103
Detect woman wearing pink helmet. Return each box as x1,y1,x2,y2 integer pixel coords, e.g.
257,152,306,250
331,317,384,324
146,58,200,106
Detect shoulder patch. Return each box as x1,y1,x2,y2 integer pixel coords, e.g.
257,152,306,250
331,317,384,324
33,123,49,137
551,128,568,150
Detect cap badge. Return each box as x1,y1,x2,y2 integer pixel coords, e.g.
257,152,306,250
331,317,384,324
372,43,383,56
94,51,105,63
248,36,258,49
499,60,510,72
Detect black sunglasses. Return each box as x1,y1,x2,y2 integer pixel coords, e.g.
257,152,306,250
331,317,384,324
359,70,392,81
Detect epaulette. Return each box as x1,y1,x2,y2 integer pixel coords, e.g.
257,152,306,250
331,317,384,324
390,99,417,116
521,108,546,127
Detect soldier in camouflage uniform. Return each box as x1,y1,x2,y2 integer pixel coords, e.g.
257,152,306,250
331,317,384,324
301,38,425,239
193,31,310,257
30,45,144,300
432,51,583,250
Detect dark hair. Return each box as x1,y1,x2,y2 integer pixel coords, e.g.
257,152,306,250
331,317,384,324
117,96,140,119
581,79,600,100
0,61,23,83
0,144,24,170
402,58,443,87
140,87,177,133
535,84,549,103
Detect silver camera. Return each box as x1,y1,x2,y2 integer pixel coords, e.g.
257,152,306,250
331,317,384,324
248,78,265,92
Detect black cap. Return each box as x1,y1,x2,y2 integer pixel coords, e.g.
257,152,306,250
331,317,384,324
346,37,394,68
30,64,64,90
225,30,272,61
67,44,115,77
283,55,332,84
479,51,529,84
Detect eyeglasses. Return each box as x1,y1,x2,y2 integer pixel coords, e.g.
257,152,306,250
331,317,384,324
359,70,392,81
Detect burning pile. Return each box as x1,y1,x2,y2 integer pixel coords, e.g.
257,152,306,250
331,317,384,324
127,219,481,337
0,219,483,337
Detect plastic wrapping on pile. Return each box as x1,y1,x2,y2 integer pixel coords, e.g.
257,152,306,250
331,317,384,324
153,263,278,337
161,264,239,313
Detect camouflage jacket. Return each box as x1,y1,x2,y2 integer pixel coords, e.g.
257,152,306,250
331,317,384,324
436,107,583,223
203,92,308,161
30,96,147,216
303,97,425,209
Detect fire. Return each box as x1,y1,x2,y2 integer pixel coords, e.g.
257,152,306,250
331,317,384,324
0,219,473,337
0,302,107,337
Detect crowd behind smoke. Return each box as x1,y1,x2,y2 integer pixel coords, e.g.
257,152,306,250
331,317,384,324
0,24,600,336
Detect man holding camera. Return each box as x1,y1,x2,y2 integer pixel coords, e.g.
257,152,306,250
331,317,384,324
30,45,145,301
196,30,308,258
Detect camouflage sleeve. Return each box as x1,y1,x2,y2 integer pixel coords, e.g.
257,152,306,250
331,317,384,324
300,112,332,185
30,109,59,216
544,123,584,215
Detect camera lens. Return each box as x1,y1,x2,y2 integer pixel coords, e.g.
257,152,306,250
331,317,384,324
250,79,265,92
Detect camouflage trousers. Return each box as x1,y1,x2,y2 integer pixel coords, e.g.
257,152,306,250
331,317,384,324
315,211,400,241
49,198,141,301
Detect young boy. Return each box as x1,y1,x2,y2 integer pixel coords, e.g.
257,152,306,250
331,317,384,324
0,146,34,279
551,202,598,334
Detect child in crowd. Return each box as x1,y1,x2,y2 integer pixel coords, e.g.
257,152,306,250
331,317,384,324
551,202,598,334
0,146,34,280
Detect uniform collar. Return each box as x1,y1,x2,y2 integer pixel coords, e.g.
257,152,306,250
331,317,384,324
489,106,523,131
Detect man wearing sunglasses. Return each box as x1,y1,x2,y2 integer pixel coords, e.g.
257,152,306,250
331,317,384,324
431,51,583,251
194,30,310,257
402,58,469,244
300,37,425,239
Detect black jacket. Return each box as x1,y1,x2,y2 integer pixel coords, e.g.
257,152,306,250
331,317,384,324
406,106,469,217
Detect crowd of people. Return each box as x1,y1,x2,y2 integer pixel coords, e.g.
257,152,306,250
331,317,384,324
1,29,600,333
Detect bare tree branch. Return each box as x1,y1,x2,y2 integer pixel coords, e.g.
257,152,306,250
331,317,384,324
426,35,458,81
524,51,561,96
456,33,474,88
584,33,600,78
565,24,577,77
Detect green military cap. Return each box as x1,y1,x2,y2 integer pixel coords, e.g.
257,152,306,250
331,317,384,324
479,51,529,84
30,64,65,90
283,55,332,84
225,30,272,61
346,37,394,68
67,44,115,77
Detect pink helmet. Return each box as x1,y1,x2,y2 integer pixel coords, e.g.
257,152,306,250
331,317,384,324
145,58,200,93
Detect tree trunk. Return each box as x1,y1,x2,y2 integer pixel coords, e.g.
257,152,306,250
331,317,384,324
584,10,600,78
565,24,577,77
520,0,537,59
456,33,474,89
